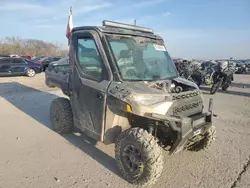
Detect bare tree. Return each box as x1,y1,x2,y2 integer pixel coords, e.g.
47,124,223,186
0,37,68,56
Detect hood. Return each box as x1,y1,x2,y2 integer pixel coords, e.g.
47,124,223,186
173,77,199,90
108,76,199,99
107,76,203,116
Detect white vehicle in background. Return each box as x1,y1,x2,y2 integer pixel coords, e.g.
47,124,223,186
9,54,20,57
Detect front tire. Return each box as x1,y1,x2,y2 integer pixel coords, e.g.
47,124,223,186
50,97,73,134
115,128,164,186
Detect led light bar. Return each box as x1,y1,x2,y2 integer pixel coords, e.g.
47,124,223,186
103,20,154,34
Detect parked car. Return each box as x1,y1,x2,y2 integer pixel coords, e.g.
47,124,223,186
45,56,69,88
0,57,42,77
9,54,20,57
36,56,62,71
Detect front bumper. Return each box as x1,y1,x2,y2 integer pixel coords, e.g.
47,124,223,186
148,98,214,154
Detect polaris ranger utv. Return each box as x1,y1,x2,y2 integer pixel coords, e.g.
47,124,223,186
49,20,216,186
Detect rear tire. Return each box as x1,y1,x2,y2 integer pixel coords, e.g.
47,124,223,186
115,128,163,186
26,68,36,77
50,97,73,134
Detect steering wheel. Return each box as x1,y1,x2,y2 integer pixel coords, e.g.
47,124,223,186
125,67,138,77
119,66,138,78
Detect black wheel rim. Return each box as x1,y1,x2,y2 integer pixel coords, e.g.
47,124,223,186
121,144,143,175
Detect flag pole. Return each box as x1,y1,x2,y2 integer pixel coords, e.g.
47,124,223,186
67,6,73,46
66,6,73,52
69,6,72,49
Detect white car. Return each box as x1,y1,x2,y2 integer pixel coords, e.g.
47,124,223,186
9,54,20,57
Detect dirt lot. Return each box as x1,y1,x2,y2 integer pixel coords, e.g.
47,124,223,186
0,73,249,188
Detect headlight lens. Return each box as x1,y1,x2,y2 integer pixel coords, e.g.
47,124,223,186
132,95,166,106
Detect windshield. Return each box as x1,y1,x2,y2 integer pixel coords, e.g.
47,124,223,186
106,35,178,81
38,57,48,62
24,59,36,63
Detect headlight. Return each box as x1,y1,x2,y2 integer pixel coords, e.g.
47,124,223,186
132,95,166,106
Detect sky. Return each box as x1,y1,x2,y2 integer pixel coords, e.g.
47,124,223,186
0,0,249,59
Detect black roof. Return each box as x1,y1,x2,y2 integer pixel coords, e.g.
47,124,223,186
72,26,163,40
0,54,10,57
0,56,22,59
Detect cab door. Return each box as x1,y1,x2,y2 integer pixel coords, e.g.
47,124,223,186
69,30,112,141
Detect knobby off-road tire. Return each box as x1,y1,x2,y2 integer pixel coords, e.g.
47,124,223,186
188,125,216,152
50,97,73,134
115,128,164,186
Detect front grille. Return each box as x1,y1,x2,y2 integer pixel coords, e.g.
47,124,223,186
172,91,199,100
173,100,203,115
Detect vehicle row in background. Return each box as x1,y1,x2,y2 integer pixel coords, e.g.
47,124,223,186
45,56,69,88
0,57,42,77
0,54,64,77
234,60,250,74
35,56,62,71
0,54,47,60
173,59,236,94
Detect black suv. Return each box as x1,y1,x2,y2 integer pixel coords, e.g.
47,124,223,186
0,57,42,77
37,56,62,71
45,56,69,88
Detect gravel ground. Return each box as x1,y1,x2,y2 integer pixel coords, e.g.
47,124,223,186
0,73,249,188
